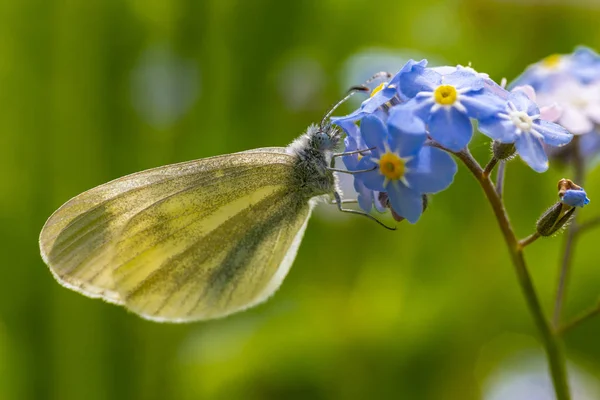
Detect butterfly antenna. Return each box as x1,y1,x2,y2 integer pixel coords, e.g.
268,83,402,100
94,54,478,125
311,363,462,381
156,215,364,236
320,71,392,130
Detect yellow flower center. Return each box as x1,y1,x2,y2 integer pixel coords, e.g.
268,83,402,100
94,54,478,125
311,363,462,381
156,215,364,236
542,54,562,69
434,85,458,105
370,82,386,97
378,152,405,181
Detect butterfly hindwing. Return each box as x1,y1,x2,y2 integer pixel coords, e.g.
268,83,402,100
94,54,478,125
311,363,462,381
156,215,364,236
112,175,311,321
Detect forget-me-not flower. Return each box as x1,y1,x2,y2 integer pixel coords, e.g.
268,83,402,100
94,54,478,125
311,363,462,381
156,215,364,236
511,47,600,92
330,59,427,126
478,91,572,172
395,64,504,151
353,114,457,223
536,78,600,135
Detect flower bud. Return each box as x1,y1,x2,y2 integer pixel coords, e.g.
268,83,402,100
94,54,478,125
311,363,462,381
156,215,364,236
558,178,590,207
536,203,575,236
536,178,589,236
492,141,516,160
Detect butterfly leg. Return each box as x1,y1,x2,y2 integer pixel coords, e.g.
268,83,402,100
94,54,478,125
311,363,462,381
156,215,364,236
333,191,396,231
328,165,376,174
329,199,358,205
330,147,375,168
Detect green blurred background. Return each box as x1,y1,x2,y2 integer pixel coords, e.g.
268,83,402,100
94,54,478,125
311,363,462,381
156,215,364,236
2,0,600,399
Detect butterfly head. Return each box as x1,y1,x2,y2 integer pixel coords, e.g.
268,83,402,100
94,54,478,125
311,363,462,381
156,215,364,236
311,123,341,151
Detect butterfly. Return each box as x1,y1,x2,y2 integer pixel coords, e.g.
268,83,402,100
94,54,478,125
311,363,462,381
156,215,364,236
39,88,395,323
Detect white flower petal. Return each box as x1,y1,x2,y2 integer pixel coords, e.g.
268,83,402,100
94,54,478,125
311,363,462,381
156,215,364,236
559,106,594,134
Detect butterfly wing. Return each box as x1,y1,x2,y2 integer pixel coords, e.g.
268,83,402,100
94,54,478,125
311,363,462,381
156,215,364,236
112,171,312,321
40,149,312,321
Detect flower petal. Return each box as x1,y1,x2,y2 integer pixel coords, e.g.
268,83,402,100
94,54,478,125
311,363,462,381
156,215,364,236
428,107,473,151
362,87,396,113
400,66,441,98
392,98,432,123
536,120,573,147
572,46,600,83
373,192,387,213
405,146,457,193
331,109,364,127
508,91,539,116
388,59,428,100
587,103,600,123
559,106,594,134
579,130,600,162
460,91,505,119
515,132,549,172
443,70,484,91
387,107,427,157
562,189,590,207
387,184,423,224
337,119,361,140
540,103,562,122
485,78,510,99
478,116,518,143
354,180,374,212
512,85,536,102
359,115,388,154
356,158,385,192
342,136,359,170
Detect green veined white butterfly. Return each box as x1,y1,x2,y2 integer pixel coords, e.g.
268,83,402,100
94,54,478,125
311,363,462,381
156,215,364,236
39,86,395,322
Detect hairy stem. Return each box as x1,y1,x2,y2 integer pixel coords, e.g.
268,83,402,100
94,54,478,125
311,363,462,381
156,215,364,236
496,161,506,198
519,232,541,249
483,156,499,178
440,145,571,400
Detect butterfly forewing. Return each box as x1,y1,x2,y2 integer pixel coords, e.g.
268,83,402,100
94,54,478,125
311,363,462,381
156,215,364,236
39,149,306,315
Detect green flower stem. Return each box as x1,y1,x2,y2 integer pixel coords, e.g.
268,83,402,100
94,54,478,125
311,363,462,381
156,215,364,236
519,232,541,249
495,161,506,198
553,136,583,329
558,299,600,335
576,215,600,234
554,225,578,328
434,144,571,400
482,156,499,178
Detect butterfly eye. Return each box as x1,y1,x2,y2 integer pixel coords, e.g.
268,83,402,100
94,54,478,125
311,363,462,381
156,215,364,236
313,131,333,150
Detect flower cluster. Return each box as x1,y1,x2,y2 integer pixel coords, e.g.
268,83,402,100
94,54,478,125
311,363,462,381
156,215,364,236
332,54,581,222
511,47,600,166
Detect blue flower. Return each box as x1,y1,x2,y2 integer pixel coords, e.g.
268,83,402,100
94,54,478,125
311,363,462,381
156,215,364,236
478,91,572,172
510,47,600,92
570,46,600,83
561,189,590,207
510,54,569,92
395,64,504,151
578,129,600,167
331,59,427,126
337,120,383,213
353,114,457,223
